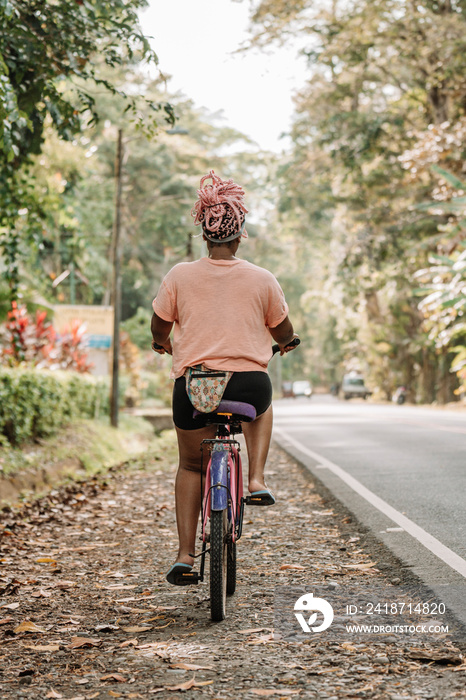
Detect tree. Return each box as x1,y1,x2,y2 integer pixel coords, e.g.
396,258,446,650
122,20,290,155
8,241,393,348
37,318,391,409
0,0,174,300
243,0,466,400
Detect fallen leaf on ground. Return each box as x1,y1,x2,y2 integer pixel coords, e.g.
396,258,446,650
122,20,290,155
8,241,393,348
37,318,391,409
131,519,154,524
1,602,20,610
165,678,213,691
317,668,344,675
408,648,463,664
279,564,306,571
248,633,275,644
46,691,63,699
24,644,60,652
250,691,301,697
340,562,377,570
121,625,152,633
168,662,214,671
31,589,52,598
100,673,127,682
0,618,13,625
119,638,138,647
238,627,267,635
95,623,119,632
36,557,57,564
68,636,102,649
53,580,77,589
14,620,47,634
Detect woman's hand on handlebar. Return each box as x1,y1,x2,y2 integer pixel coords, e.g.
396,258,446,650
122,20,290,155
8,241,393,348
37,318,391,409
271,335,300,356
278,334,300,355
151,339,173,355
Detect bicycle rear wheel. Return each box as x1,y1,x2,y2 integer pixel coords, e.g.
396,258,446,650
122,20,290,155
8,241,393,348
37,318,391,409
210,509,228,621
226,539,236,595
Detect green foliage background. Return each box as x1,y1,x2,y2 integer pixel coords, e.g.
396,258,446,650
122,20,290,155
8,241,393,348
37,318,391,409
0,368,108,445
1,0,466,407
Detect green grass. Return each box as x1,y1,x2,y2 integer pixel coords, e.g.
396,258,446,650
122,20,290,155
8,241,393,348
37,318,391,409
0,415,178,484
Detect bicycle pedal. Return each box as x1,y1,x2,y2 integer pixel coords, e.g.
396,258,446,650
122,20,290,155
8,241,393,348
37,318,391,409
244,495,259,505
175,571,200,585
244,492,275,506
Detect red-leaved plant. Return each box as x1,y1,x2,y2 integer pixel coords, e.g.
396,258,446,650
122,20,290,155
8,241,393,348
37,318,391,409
48,319,93,373
0,303,92,373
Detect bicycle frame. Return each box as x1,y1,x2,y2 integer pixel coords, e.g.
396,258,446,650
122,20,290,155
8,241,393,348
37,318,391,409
201,438,243,542
191,418,245,587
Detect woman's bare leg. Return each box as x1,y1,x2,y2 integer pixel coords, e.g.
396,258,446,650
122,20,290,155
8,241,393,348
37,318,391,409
242,405,273,494
173,425,215,566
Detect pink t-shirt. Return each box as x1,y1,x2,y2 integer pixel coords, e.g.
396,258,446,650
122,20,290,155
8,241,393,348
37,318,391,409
152,257,289,378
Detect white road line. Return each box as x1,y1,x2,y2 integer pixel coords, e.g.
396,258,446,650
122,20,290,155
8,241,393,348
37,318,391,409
274,427,466,579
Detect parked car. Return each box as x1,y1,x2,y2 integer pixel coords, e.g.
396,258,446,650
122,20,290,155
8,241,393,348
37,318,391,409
292,380,313,398
282,381,294,398
341,373,371,400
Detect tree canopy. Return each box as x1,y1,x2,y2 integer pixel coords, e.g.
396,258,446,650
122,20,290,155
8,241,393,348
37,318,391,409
240,0,466,399
0,0,174,299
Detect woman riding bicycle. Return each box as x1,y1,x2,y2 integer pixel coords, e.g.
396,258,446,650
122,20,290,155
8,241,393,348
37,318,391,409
151,170,298,585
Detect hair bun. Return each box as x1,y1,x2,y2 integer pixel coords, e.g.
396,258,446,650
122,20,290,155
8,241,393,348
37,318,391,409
191,170,248,241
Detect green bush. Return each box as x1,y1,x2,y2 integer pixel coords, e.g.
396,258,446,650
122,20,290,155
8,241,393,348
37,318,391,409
139,369,173,407
121,307,153,350
0,368,108,446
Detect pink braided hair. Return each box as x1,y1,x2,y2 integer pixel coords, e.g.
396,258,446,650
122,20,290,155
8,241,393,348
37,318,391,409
191,170,248,240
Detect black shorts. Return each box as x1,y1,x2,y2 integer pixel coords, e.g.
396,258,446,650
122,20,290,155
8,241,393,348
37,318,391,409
172,371,273,430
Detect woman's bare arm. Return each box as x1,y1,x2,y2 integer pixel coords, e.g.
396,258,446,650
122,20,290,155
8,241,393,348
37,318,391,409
269,316,299,354
151,312,173,354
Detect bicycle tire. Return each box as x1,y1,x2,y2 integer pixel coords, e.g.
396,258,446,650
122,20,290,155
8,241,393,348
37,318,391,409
210,509,227,621
226,539,236,595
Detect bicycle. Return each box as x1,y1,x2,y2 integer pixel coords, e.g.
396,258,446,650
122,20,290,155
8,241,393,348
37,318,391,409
171,338,300,621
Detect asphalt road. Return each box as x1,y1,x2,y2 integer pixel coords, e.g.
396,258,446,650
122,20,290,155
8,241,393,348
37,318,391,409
272,395,466,624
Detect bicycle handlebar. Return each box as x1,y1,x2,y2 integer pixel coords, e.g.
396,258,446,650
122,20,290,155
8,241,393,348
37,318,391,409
152,337,301,355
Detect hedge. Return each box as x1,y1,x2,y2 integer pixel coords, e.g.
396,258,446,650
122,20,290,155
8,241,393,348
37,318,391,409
0,368,109,446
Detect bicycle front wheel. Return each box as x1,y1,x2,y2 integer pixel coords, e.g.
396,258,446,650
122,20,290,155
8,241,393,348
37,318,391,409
210,509,227,621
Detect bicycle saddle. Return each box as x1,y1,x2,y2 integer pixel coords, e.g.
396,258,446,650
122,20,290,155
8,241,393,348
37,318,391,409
193,400,256,422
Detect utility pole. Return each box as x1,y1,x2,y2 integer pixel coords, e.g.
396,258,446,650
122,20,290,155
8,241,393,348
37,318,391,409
110,129,123,427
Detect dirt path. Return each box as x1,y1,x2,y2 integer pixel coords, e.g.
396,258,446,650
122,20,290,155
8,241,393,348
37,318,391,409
1,438,465,699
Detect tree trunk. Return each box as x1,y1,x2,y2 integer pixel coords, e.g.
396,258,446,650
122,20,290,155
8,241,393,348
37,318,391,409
419,348,436,403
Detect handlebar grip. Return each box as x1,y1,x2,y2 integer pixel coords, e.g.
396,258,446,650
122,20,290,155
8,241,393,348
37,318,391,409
272,337,301,356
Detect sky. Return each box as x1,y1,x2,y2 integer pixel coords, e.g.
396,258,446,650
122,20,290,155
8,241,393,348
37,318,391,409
139,0,308,153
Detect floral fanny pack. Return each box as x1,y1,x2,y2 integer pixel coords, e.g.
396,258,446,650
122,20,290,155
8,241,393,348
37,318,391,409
185,365,233,413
